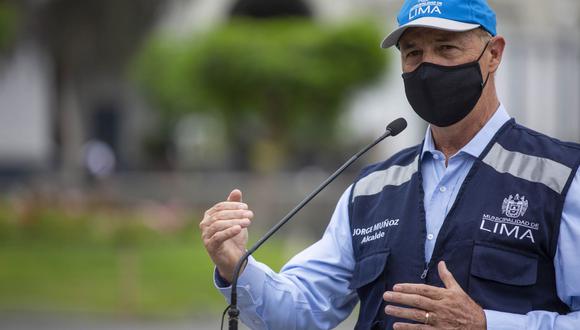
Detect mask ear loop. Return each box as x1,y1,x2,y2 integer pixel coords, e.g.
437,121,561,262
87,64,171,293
478,39,492,89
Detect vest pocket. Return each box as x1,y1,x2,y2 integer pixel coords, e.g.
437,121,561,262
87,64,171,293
468,243,538,314
349,250,390,330
349,249,390,289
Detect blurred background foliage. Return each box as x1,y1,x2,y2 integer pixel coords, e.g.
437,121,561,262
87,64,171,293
0,195,291,317
134,19,389,171
0,2,19,51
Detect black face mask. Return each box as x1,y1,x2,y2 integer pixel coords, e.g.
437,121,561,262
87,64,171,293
402,42,491,127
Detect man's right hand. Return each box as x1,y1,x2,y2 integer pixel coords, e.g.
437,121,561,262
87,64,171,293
199,189,254,283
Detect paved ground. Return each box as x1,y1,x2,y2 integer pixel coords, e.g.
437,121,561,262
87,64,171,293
0,312,357,330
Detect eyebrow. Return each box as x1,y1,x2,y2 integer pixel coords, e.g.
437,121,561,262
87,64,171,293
399,41,416,49
434,36,457,43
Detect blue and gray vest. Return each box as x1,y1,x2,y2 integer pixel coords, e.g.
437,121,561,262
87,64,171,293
348,120,580,329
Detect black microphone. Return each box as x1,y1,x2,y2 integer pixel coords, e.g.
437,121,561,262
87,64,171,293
386,117,407,137
226,118,407,330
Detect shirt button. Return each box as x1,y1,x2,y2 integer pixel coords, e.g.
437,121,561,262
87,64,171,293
427,234,434,240
439,186,447,192
433,154,440,160
253,319,261,325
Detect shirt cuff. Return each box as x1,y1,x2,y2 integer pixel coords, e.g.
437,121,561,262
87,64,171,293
213,255,268,305
214,269,231,288
484,309,527,330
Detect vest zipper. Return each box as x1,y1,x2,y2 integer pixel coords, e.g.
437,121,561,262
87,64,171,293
420,267,428,280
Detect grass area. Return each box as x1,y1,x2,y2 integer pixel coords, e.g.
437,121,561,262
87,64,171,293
0,199,292,318
0,239,290,318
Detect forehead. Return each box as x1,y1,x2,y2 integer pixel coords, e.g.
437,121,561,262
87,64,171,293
398,27,476,47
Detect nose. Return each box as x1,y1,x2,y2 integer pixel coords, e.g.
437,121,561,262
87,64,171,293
421,49,438,64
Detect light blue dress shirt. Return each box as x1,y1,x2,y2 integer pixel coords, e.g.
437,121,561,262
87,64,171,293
216,105,580,329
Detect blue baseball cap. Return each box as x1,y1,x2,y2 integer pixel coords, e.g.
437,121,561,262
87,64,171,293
381,0,497,48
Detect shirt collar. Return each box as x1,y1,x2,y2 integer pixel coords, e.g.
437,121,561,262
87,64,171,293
421,104,511,160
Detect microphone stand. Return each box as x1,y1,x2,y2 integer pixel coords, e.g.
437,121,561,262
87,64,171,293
227,119,407,329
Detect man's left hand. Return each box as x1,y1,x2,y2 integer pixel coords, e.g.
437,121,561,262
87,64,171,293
383,261,486,330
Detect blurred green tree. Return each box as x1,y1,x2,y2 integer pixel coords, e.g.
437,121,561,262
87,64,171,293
134,19,389,171
0,2,19,52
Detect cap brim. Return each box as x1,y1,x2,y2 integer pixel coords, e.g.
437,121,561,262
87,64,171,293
381,17,481,48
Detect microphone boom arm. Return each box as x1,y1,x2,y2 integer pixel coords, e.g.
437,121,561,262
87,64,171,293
227,118,407,329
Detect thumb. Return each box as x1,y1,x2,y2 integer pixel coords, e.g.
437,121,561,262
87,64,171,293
227,189,243,203
438,261,460,290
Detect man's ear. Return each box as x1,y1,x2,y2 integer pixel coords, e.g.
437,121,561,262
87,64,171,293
488,35,506,74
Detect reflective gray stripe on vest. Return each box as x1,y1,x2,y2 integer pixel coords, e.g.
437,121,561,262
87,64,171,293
353,155,419,201
483,143,572,194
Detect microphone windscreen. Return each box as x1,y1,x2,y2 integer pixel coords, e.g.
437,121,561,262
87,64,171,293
386,118,407,136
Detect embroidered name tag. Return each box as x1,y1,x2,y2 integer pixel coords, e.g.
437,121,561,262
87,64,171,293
353,218,399,245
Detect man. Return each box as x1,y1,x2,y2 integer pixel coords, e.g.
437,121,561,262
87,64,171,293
200,0,580,328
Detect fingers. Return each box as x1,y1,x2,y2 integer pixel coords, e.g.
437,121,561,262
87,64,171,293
385,305,430,324
393,284,445,300
438,261,459,290
200,190,253,250
205,201,248,217
227,189,243,203
203,189,246,219
206,225,243,250
200,208,253,234
393,322,435,330
201,208,253,227
383,291,435,311
203,218,251,240
209,209,254,222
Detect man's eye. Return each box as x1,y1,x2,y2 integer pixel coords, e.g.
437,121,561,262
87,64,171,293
440,45,457,51
406,50,421,58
